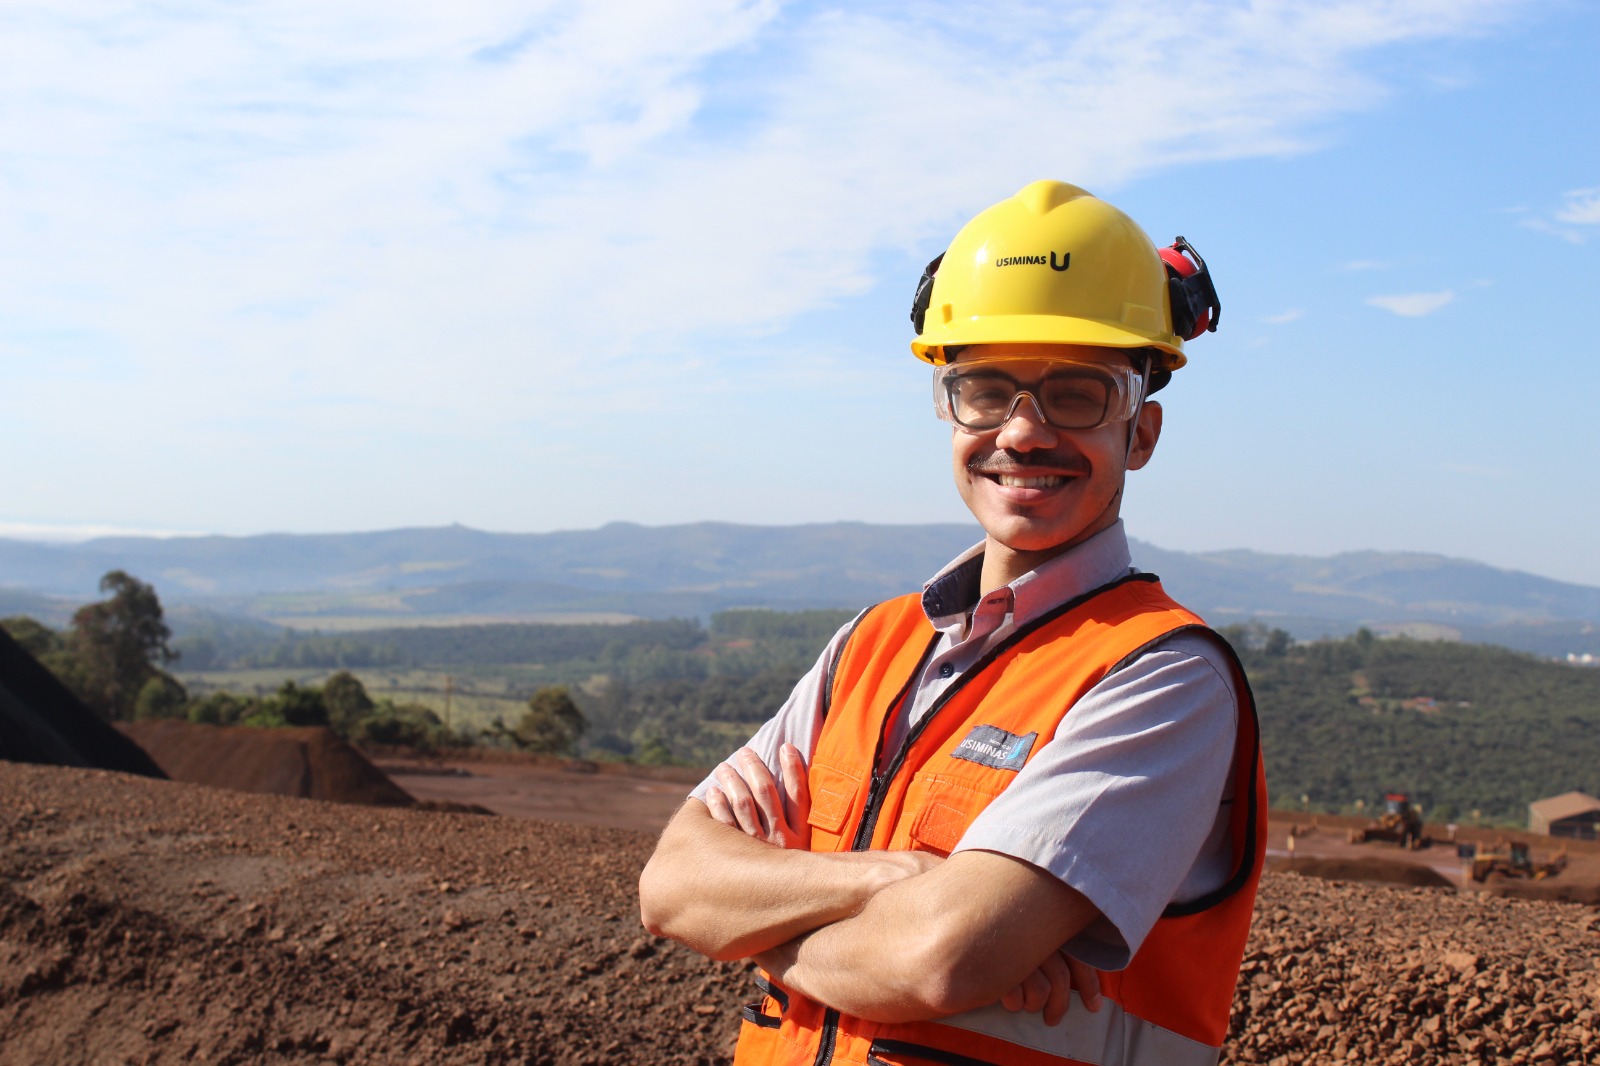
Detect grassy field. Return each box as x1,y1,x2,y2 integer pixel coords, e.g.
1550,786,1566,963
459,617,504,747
180,666,535,734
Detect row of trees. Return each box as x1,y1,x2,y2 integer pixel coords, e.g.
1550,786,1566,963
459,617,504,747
3,571,588,757
184,673,586,756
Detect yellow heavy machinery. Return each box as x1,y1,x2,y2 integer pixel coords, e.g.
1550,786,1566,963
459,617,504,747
1460,840,1568,883
1348,792,1428,849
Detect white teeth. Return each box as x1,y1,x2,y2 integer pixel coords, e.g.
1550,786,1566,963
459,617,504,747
997,474,1065,488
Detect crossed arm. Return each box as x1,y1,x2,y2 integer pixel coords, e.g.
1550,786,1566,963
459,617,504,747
638,745,1103,1025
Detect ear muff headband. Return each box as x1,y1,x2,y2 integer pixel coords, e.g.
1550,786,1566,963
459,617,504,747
909,252,945,336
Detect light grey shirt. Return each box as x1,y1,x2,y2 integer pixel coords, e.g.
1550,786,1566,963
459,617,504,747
692,521,1240,970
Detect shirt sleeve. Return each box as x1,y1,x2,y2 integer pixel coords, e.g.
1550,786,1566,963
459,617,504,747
950,629,1241,971
687,615,862,818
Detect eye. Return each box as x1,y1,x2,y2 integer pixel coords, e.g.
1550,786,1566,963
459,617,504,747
1040,372,1110,414
952,374,1016,409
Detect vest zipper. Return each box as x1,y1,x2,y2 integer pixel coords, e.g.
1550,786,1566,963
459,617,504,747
815,635,937,1065
810,1008,841,1066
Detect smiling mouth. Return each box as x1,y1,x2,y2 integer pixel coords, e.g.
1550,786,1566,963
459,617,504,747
994,474,1066,489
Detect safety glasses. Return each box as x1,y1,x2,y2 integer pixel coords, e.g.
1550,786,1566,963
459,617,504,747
933,357,1145,432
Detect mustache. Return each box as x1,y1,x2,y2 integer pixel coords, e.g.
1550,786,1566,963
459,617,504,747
966,451,1090,476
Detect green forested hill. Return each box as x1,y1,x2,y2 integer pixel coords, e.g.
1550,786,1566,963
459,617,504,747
162,610,1600,823
1225,625,1600,824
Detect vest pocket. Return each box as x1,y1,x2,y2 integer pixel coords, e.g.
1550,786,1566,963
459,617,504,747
739,973,789,1030
891,773,1005,855
806,761,863,839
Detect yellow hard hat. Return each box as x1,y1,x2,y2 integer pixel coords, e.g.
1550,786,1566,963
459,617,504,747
909,180,1218,374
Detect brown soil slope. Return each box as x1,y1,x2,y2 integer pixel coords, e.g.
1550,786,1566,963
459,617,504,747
119,720,418,807
3,762,1598,1066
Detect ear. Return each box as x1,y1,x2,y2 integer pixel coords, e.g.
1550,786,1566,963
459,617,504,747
1126,401,1162,471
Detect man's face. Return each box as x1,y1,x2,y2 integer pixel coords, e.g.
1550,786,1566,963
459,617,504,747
948,342,1162,562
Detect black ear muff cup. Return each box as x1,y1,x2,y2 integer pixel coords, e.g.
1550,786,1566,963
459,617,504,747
1159,236,1220,342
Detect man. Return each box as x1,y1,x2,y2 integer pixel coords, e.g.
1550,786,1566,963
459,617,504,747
639,180,1266,1066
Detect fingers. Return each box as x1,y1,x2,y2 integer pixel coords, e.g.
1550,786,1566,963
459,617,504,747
735,748,787,843
1015,969,1050,1015
713,758,768,838
710,746,814,848
704,785,737,827
1065,953,1102,1012
778,743,811,825
1037,951,1074,1026
1000,951,1101,1026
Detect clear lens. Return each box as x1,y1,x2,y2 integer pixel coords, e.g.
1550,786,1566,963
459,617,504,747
934,359,1142,431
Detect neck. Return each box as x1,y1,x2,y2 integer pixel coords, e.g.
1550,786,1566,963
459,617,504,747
978,538,1069,596
976,515,1120,596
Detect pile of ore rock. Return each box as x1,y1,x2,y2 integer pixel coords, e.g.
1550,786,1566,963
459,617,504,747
1229,871,1600,1065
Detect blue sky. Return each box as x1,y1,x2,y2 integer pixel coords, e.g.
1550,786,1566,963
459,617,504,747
2,0,1597,584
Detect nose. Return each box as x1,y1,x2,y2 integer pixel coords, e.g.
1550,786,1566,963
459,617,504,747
993,392,1060,451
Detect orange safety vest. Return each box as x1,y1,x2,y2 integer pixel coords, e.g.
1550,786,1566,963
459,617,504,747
732,573,1267,1066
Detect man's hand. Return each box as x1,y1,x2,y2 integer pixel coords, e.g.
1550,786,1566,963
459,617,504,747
705,744,811,849
999,949,1102,1025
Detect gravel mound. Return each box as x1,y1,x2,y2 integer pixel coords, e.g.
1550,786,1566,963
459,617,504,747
2,761,1597,1065
1274,856,1456,890
118,719,418,807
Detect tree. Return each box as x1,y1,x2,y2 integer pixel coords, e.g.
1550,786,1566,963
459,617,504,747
355,701,447,752
67,571,178,720
266,681,330,728
188,691,248,726
1,616,64,658
322,670,375,736
134,674,189,720
510,686,587,755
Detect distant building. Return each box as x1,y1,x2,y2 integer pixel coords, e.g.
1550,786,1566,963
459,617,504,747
1528,791,1600,840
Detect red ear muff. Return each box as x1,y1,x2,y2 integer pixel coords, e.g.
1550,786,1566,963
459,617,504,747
1160,236,1220,341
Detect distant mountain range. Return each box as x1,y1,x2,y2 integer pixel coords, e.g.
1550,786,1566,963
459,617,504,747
1,522,1596,658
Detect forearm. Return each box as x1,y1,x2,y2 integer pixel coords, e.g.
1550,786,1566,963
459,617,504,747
638,800,909,961
756,851,1100,1023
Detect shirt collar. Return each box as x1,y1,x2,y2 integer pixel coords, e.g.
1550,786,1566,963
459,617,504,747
920,520,1135,630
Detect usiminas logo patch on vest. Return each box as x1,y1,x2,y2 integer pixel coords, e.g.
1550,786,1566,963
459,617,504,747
950,725,1037,771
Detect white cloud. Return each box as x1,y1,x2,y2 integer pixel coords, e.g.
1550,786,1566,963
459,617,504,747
1263,309,1303,324
0,0,1529,531
1366,291,1455,317
1555,187,1600,225
1519,186,1600,243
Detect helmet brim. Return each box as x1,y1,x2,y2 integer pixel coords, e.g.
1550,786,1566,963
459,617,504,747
912,314,1186,370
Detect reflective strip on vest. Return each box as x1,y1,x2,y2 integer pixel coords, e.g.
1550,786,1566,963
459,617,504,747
935,997,1220,1066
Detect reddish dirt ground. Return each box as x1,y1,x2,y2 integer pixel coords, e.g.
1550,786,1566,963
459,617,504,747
383,753,1600,904
4,757,1599,1065
375,757,692,833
